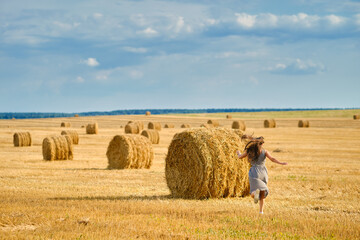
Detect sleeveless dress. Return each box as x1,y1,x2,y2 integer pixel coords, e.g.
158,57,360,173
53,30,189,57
249,149,269,197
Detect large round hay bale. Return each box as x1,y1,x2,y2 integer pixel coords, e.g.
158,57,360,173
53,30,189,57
353,115,360,120
86,123,98,134
42,135,73,161
226,115,232,119
164,123,175,128
148,122,161,131
61,130,79,144
146,111,151,116
181,124,191,128
298,120,310,128
200,123,214,128
207,119,219,127
232,120,246,131
141,129,160,144
61,122,71,128
264,119,276,128
165,127,249,199
13,132,32,147
106,134,154,169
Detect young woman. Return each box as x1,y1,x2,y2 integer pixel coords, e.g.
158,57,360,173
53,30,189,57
237,136,287,214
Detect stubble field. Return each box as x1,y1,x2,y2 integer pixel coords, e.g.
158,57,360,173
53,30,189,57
1,110,360,239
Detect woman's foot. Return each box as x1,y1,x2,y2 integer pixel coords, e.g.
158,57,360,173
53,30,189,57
254,189,260,203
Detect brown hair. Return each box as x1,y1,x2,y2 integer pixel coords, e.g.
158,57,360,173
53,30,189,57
243,136,264,161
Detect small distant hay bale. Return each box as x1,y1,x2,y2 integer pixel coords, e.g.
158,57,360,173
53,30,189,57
61,122,71,128
181,124,191,128
165,128,249,199
86,123,98,134
146,111,151,116
61,130,79,144
200,123,214,128
232,120,246,131
148,122,161,131
141,129,160,144
226,115,232,119
42,135,73,161
207,120,219,127
164,123,175,128
13,132,32,147
298,120,310,128
264,119,276,128
354,115,360,120
106,134,154,169
74,114,79,117
81,125,85,128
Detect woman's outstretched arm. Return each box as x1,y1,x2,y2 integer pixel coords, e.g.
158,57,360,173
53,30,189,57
236,150,248,159
265,150,288,165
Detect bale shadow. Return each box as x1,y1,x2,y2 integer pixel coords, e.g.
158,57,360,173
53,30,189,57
50,194,174,201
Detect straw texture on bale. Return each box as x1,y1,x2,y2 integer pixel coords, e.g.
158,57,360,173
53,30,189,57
86,123,98,134
264,119,276,128
61,122,71,127
141,129,160,144
298,120,310,128
207,120,220,127
226,115,232,119
13,132,32,147
181,124,191,128
42,135,73,161
106,134,153,169
146,111,151,116
164,123,175,128
354,115,360,120
200,123,214,128
61,130,79,144
148,122,161,131
165,127,250,199
232,120,246,131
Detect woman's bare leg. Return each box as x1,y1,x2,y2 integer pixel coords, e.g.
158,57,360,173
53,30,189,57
259,191,265,213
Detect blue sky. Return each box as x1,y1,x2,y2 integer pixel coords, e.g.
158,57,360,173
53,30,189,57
1,0,359,112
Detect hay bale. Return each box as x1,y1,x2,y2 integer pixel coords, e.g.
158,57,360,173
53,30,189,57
86,123,98,134
61,122,71,128
13,132,32,147
232,120,246,131
353,115,360,120
61,130,79,144
200,123,214,128
264,119,276,128
165,127,249,199
164,123,175,128
148,122,161,131
298,120,310,128
127,121,144,130
74,114,79,117
146,111,151,116
106,134,153,169
125,122,143,134
207,119,219,127
226,114,232,119
141,129,160,144
42,135,73,161
181,124,191,128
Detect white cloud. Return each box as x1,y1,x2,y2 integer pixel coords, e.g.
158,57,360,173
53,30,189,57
269,59,325,75
249,76,259,85
53,21,80,30
138,27,158,36
93,13,103,19
355,14,360,25
235,13,257,28
129,70,143,79
123,46,148,53
83,58,99,67
325,15,346,25
76,76,85,83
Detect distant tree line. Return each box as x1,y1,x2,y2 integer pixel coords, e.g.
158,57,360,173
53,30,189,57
0,108,347,119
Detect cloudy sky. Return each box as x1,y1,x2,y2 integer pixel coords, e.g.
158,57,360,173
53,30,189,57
1,0,359,112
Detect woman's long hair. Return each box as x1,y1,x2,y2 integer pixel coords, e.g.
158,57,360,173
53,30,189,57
242,135,264,161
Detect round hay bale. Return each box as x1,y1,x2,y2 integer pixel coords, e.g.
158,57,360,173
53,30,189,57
81,125,85,128
232,120,246,131
145,111,151,116
74,114,79,117
164,123,175,128
61,122,71,128
61,130,79,144
200,123,214,128
353,115,360,120
226,114,232,119
165,127,249,199
127,121,144,131
298,120,310,128
42,135,73,161
125,123,141,134
13,132,32,147
207,119,220,127
264,119,276,128
181,124,191,128
86,123,98,134
141,129,160,144
106,134,154,169
148,122,161,131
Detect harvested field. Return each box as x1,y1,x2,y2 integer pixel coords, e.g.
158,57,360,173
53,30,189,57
0,109,360,239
